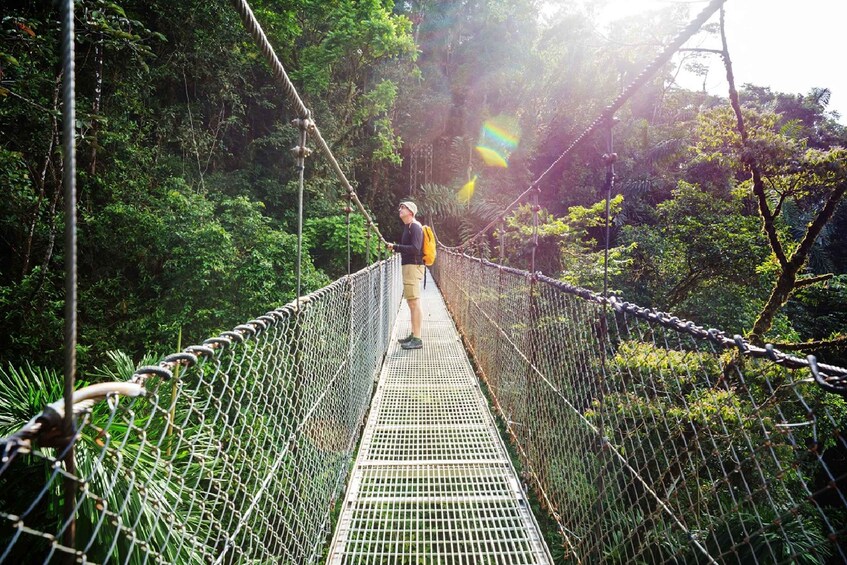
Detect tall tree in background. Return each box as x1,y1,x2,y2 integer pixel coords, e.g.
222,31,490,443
392,0,542,243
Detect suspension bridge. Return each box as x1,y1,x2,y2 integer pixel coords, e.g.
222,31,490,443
2,0,847,563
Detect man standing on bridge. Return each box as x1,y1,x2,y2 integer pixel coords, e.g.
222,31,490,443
387,201,424,350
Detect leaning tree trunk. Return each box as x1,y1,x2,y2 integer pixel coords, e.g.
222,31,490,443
749,182,847,344
719,7,847,344
749,263,803,345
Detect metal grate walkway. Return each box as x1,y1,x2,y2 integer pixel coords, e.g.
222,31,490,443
327,274,553,564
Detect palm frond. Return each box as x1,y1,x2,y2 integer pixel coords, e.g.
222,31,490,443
0,363,65,437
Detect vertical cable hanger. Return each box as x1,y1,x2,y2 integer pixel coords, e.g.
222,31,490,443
345,194,352,276
530,188,540,275
60,0,78,557
602,116,618,300
292,114,313,309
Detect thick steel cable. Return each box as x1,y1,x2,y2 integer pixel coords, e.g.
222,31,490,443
448,249,847,384
60,0,78,556
229,0,388,245
446,0,727,252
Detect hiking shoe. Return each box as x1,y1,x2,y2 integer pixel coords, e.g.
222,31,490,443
401,337,423,350
397,333,414,344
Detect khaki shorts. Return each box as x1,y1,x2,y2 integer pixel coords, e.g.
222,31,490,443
402,264,425,300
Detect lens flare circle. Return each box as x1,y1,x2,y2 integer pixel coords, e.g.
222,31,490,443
474,146,508,168
476,115,521,168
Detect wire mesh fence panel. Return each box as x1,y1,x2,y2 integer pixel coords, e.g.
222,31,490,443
0,257,401,564
433,250,847,565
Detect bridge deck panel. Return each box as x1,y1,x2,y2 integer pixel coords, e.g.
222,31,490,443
328,275,552,564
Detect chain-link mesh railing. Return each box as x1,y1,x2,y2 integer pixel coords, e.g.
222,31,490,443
433,250,847,565
0,256,400,564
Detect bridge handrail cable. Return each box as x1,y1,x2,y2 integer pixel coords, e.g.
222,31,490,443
460,250,847,390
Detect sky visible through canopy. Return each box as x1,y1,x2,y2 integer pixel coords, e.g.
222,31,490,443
554,0,846,123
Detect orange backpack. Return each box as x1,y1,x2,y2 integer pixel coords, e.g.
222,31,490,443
421,224,436,266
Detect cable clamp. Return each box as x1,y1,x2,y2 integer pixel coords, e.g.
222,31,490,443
163,352,199,368
291,116,314,131
185,344,216,359
290,145,313,159
133,365,174,381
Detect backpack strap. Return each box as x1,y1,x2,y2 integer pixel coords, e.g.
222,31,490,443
411,220,424,264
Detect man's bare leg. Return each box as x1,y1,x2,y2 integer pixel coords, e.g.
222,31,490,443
408,298,422,337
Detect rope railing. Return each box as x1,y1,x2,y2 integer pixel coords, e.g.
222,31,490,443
0,257,401,564
443,0,727,253
432,249,847,564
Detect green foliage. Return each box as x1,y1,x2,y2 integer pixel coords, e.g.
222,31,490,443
583,339,845,563
304,213,382,277
78,182,330,361
684,104,847,341
498,199,633,290
784,274,847,363
619,181,769,332
0,351,230,563
0,0,415,371
0,362,73,437
699,504,832,565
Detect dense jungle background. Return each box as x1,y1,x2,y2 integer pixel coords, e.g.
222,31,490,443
2,0,847,388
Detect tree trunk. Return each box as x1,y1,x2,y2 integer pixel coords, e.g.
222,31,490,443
719,9,847,344
750,182,847,343
749,264,802,345
89,36,104,176
22,75,62,278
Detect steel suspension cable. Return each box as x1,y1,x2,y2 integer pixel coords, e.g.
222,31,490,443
229,0,389,246
445,0,727,253
60,0,78,556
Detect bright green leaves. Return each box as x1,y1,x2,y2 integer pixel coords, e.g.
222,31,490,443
288,0,414,96
304,213,382,277
567,195,624,229
321,0,415,62
359,80,403,163
621,180,768,331
77,0,163,74
498,197,631,290
79,179,329,362
0,363,76,437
